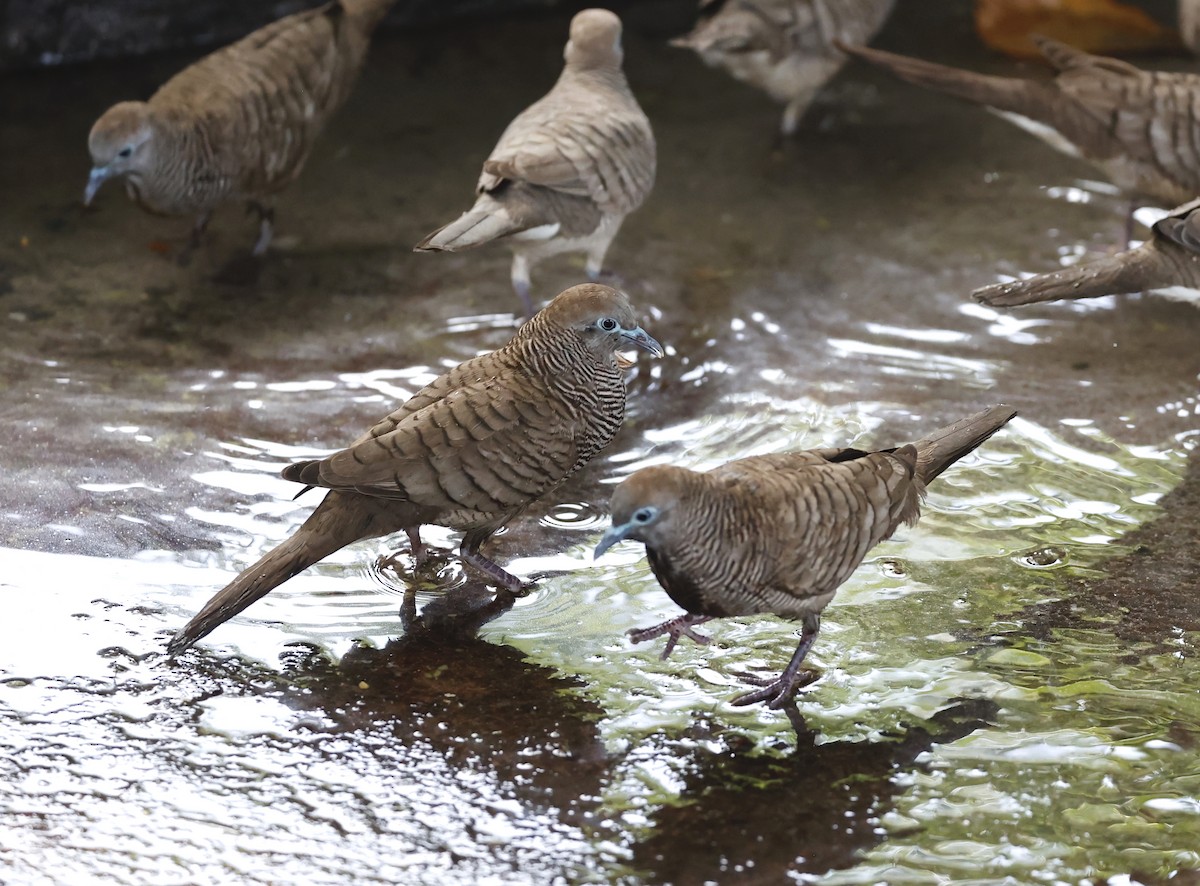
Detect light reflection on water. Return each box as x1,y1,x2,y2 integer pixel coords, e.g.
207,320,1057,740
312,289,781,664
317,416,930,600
3,326,1195,882
5,7,1200,885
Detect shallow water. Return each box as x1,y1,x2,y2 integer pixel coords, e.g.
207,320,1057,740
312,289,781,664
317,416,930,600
2,2,1200,883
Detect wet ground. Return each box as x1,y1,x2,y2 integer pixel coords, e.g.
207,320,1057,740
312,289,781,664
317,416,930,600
2,2,1200,883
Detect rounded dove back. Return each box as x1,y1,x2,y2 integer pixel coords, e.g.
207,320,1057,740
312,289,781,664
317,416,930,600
595,406,1017,709
83,0,397,260
415,8,656,316
168,283,662,656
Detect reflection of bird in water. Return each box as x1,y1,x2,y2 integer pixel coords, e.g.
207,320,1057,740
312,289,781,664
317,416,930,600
416,9,656,316
84,0,395,260
596,405,1015,708
839,36,1200,239
671,0,895,137
633,698,998,881
168,284,662,655
282,580,610,796
975,198,1200,309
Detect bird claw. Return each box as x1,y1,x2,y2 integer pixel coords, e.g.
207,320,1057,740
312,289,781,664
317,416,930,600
729,667,820,709
628,614,713,660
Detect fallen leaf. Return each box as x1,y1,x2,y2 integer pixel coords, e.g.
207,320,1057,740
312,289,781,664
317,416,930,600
975,0,1182,59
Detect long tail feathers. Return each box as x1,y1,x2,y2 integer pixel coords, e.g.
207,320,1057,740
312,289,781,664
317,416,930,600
166,496,369,656
837,41,1055,119
415,204,525,253
911,405,1017,486
974,246,1165,307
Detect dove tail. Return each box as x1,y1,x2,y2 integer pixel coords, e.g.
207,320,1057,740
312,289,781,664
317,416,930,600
415,203,528,253
973,246,1165,307
911,405,1017,486
166,492,375,655
838,42,1056,119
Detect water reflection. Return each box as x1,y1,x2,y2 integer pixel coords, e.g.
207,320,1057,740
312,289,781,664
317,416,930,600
631,700,999,882
3,2,1200,883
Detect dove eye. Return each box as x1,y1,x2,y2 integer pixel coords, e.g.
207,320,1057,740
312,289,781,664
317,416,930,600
117,147,133,159
599,317,618,332
633,507,656,523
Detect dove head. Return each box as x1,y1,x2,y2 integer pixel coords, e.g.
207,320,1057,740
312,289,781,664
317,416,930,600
594,466,702,559
564,9,624,70
85,102,157,205
532,283,663,361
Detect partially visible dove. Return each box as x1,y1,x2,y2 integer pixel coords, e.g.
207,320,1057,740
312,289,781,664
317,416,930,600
415,9,656,316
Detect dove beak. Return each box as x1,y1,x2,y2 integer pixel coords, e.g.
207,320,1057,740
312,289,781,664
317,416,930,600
621,326,664,358
594,520,638,560
84,166,113,206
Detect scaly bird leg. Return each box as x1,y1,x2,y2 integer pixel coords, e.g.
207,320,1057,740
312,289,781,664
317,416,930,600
248,201,275,257
730,613,821,709
374,526,427,574
458,530,527,591
405,527,426,568
177,210,212,266
628,613,714,660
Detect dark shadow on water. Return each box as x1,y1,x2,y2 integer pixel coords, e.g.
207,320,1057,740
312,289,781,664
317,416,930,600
632,698,999,882
273,581,611,819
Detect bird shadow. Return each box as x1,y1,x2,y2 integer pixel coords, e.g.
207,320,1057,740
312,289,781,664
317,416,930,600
630,697,999,881
268,579,611,815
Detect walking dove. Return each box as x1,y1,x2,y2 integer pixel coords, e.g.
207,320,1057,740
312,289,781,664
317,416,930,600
594,405,1016,709
975,199,1200,308
414,9,656,317
839,37,1200,209
84,0,395,258
168,283,662,655
672,0,895,136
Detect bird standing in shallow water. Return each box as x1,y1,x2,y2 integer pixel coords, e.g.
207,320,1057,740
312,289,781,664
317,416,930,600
594,405,1016,709
84,0,395,260
168,283,662,656
672,0,895,137
839,37,1200,213
974,198,1200,309
415,9,656,316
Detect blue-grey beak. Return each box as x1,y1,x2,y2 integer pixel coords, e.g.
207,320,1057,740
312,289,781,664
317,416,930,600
620,325,663,358
594,520,638,560
84,166,112,206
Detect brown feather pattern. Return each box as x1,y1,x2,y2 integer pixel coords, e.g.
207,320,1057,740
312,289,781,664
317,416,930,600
841,38,1200,206
168,283,657,655
86,0,394,246
600,406,1016,706
415,9,656,312
975,198,1200,307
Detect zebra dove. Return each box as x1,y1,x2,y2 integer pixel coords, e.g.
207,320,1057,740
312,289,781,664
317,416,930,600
672,0,895,136
839,38,1200,208
974,198,1200,308
594,405,1016,709
84,0,395,258
168,283,662,655
414,9,656,317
